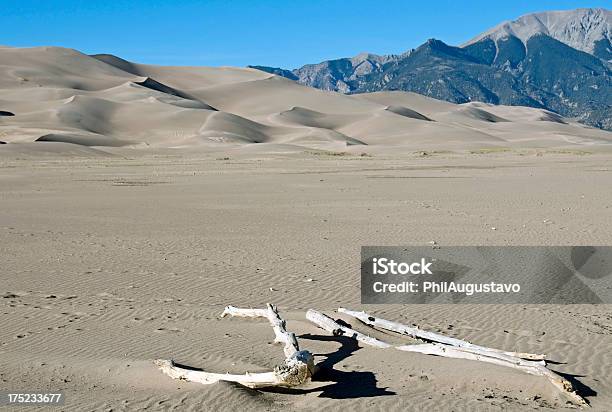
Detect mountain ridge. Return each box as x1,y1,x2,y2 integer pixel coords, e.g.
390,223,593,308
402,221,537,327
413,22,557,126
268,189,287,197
249,8,611,130
463,8,611,60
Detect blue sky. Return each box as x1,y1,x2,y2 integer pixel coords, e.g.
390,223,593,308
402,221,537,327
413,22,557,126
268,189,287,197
2,1,608,68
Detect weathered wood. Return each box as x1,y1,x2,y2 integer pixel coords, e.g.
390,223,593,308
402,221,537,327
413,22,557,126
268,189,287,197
222,303,299,357
157,305,587,407
154,351,314,389
156,304,314,388
338,307,545,360
306,309,391,348
396,343,586,407
325,308,587,408
155,359,279,388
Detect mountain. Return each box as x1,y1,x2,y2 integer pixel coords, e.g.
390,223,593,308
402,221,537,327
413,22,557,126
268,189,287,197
250,8,612,130
251,52,400,93
464,8,611,61
248,65,298,81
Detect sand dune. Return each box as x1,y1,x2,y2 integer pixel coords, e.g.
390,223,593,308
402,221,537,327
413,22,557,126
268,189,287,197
1,46,610,155
384,105,432,121
0,47,134,90
353,91,458,115
36,132,131,147
198,111,272,144
274,106,365,129
446,106,510,123
2,45,612,411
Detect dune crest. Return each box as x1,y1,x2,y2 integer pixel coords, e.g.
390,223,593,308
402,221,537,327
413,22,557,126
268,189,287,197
384,105,432,121
0,46,610,154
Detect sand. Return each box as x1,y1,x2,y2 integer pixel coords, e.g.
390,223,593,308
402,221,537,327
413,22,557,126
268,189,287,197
1,46,611,155
1,45,612,411
1,150,611,410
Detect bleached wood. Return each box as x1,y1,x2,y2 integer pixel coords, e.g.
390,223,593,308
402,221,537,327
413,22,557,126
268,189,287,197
305,309,391,348
306,308,536,370
220,306,269,318
158,305,587,406
222,303,299,357
154,359,279,388
154,351,314,389
328,308,586,407
395,343,586,407
156,304,314,388
338,308,545,360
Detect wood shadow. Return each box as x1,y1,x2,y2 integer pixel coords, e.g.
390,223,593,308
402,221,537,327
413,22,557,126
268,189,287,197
171,334,394,399
554,370,596,402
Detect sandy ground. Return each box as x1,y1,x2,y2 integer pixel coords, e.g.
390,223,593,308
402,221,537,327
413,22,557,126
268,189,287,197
1,44,611,410
1,149,612,411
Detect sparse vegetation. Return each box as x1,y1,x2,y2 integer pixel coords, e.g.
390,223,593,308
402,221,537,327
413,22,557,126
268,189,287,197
305,150,349,157
538,149,591,156
469,147,511,154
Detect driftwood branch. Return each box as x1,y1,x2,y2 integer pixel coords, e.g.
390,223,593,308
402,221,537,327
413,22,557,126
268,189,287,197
222,304,300,358
338,307,545,360
156,304,314,388
306,309,391,348
394,343,587,407
154,359,281,387
306,308,587,408
156,305,587,406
